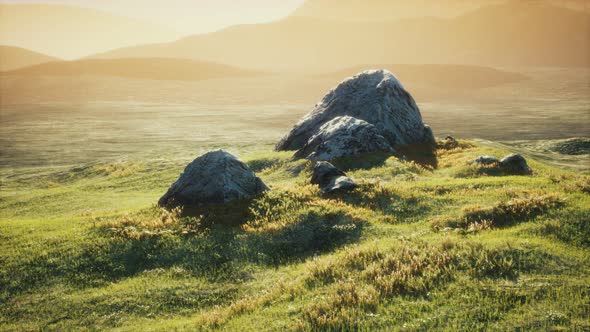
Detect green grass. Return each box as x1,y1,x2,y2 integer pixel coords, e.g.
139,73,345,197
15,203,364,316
1,140,589,331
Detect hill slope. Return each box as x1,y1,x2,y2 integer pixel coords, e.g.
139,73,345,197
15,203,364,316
0,45,59,71
0,4,179,59
1,141,588,330
93,2,590,70
2,58,265,81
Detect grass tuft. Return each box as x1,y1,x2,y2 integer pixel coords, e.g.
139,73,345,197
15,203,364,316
433,193,562,230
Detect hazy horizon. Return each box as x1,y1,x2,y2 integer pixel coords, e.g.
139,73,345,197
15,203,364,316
0,0,305,35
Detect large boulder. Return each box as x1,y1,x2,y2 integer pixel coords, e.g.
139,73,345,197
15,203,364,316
158,150,269,206
276,69,434,151
294,116,394,161
311,161,358,193
500,154,531,175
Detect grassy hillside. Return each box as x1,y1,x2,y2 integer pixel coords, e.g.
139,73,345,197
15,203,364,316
0,46,59,71
1,140,588,331
2,58,265,81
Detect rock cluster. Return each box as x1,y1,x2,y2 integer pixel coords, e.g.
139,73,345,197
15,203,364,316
311,162,357,193
277,69,434,161
158,150,269,206
473,153,531,175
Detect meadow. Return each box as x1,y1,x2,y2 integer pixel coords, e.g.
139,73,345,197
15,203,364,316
1,139,589,331
0,67,589,331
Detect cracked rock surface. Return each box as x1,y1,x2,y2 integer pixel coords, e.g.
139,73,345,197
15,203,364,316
294,116,395,161
277,69,434,151
159,150,269,206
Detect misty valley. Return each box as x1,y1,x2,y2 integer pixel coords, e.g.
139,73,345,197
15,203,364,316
1,66,588,171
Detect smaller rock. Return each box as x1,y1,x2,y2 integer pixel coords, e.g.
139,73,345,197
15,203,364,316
474,155,500,166
294,116,394,161
500,154,531,175
311,161,358,193
158,150,269,206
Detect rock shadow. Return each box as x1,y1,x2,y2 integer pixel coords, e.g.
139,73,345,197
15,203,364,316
328,151,394,171
325,183,436,222
395,143,438,169
6,202,366,300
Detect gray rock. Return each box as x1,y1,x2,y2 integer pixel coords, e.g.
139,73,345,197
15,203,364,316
423,125,435,144
294,116,395,161
311,161,358,193
158,150,269,206
474,155,500,166
500,154,531,175
276,69,434,151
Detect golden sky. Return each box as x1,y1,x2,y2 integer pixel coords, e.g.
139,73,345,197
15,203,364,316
0,0,306,34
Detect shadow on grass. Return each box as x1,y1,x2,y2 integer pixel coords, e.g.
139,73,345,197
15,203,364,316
329,152,393,171
395,143,438,169
327,184,436,222
1,207,364,300
247,210,365,266
538,207,590,248
328,145,438,172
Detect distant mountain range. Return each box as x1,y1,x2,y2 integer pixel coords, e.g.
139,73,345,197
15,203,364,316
1,58,265,81
326,64,528,90
2,1,588,72
0,4,179,59
293,0,501,20
292,0,589,20
0,46,59,71
91,2,590,70
2,57,525,91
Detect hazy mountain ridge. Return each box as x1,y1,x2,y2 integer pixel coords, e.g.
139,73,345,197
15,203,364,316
1,58,265,81
293,0,590,21
92,2,590,70
292,0,503,20
326,64,528,89
0,45,59,71
0,4,180,59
